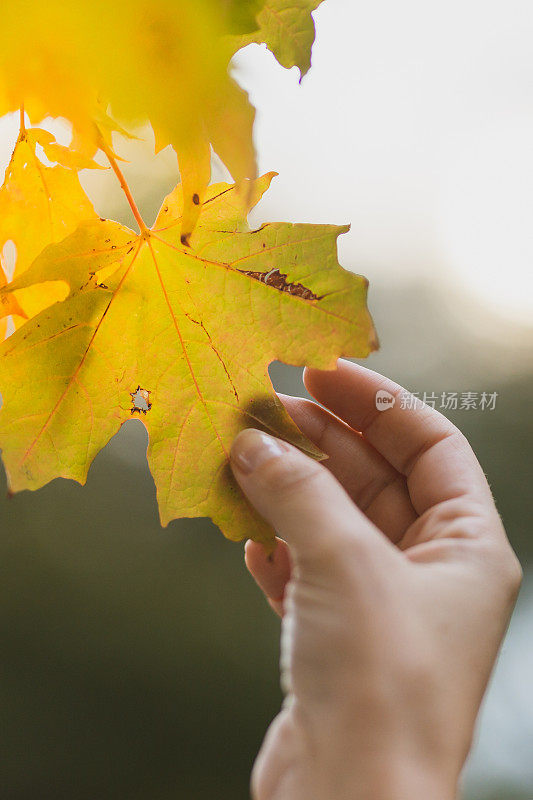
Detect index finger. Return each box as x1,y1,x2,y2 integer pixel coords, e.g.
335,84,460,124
304,361,494,515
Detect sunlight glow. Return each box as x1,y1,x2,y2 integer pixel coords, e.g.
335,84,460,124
437,115,533,326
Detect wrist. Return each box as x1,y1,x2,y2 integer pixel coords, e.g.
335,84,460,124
344,758,457,800
299,705,460,800
310,752,458,800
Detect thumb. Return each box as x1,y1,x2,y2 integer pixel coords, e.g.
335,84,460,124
230,429,393,571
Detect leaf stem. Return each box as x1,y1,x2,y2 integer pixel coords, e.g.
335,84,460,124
97,131,148,235
19,106,26,136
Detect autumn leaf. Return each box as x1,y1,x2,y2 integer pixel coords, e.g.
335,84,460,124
0,174,377,546
0,121,97,327
230,0,325,78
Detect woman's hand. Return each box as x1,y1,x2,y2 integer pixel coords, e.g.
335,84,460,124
230,361,522,800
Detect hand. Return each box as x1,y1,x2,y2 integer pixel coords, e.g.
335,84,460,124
230,361,522,800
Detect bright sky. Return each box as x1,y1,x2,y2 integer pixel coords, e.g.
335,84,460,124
234,0,533,326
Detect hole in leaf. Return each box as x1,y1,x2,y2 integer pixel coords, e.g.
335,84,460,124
130,386,152,415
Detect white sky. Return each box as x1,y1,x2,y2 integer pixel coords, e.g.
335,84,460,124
234,0,533,325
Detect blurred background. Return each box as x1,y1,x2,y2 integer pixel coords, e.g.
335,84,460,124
1,0,532,797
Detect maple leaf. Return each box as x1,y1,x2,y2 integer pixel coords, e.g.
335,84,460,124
0,121,97,330
0,174,377,546
231,0,325,78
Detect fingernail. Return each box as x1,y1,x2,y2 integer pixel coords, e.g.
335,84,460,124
231,429,288,475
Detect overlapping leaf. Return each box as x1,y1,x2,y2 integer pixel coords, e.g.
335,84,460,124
0,1,254,239
0,1,324,240
230,0,325,77
0,124,96,332
0,175,377,545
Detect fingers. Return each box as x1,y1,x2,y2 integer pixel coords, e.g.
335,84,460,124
230,428,396,575
304,361,494,515
279,394,417,543
245,538,291,617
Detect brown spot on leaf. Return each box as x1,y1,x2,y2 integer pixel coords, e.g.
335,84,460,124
192,193,200,205
181,233,191,247
130,385,152,415
237,268,319,301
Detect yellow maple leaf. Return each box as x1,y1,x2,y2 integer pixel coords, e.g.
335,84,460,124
0,120,97,327
0,173,377,545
